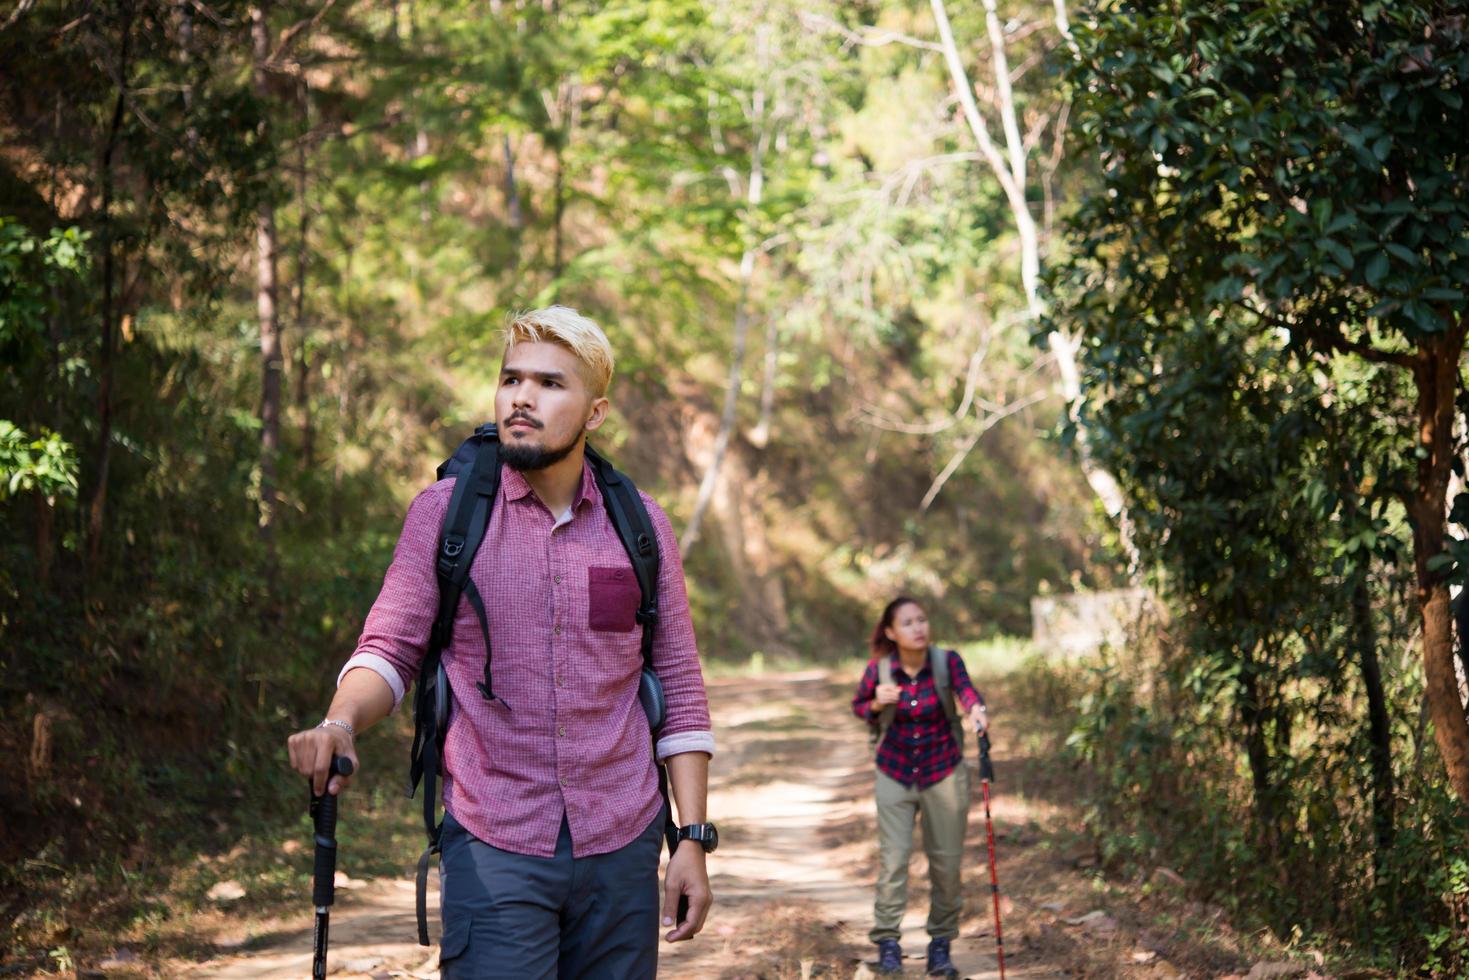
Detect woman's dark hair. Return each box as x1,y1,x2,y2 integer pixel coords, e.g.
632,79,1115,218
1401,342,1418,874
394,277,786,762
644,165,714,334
870,596,922,658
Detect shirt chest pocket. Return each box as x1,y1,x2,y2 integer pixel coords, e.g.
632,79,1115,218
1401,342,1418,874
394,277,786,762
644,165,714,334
588,565,640,632
897,687,935,722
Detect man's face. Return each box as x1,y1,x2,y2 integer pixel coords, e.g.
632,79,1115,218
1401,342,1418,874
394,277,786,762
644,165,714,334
495,341,608,472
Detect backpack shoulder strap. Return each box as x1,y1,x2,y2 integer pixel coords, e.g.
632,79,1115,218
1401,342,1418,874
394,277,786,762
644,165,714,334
586,447,676,851
409,424,502,946
875,656,896,742
930,645,965,750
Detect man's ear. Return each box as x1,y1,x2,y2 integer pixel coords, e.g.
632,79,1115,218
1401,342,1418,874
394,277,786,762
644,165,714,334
584,396,610,433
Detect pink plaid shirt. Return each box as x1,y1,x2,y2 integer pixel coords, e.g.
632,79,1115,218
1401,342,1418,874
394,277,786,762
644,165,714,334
339,460,714,858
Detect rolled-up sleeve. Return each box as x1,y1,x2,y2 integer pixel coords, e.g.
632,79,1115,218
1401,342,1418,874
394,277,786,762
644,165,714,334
337,485,449,710
947,649,984,712
642,493,715,760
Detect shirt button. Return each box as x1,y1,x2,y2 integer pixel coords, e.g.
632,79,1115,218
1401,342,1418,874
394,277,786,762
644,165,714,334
554,625,562,636
559,776,568,786
556,675,565,687
554,573,562,584
558,725,566,737
910,700,918,707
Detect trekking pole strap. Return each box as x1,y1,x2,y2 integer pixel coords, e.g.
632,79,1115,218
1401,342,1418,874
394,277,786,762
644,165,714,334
657,758,678,851
416,840,438,947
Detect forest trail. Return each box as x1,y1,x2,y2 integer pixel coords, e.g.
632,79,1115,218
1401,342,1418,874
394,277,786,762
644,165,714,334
166,670,1238,979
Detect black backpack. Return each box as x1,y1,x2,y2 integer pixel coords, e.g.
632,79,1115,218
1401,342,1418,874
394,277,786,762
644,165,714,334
406,422,670,945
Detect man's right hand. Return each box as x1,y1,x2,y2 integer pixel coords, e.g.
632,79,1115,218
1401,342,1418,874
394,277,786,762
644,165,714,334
287,723,359,797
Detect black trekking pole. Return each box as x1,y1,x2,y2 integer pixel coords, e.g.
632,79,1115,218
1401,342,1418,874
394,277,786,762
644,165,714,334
310,755,354,980
976,731,1007,980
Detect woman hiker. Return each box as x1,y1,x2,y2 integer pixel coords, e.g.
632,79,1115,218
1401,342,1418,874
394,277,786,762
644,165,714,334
851,596,988,978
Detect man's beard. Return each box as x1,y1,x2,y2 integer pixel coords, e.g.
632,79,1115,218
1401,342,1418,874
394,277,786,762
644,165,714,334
500,428,581,472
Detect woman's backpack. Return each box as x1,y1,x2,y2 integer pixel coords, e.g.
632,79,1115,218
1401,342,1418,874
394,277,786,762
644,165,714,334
873,646,965,753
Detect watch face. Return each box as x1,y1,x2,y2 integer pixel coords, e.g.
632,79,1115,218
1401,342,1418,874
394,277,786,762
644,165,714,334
674,823,719,853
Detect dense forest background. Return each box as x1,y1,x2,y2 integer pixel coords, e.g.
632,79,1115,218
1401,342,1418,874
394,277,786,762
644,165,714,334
3,0,1469,975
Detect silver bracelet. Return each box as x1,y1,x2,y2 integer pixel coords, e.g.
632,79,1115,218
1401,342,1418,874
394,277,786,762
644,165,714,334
319,718,356,740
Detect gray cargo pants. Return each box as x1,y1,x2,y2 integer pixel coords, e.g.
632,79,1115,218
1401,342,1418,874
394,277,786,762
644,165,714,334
437,808,664,979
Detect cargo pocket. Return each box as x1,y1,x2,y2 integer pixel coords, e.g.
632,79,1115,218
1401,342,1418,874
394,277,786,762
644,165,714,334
437,915,471,978
588,565,640,632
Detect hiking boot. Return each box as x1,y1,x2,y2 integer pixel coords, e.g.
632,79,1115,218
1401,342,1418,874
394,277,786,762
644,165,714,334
926,937,958,978
876,938,904,974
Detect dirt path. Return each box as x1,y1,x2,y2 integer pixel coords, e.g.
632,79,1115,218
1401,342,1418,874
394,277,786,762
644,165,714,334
168,670,1242,979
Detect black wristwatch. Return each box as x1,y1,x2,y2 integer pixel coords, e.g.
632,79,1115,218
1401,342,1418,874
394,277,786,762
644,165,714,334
666,822,719,854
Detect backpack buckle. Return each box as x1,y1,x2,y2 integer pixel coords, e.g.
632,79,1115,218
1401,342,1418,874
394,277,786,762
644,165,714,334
438,536,465,578
636,603,659,627
636,532,654,556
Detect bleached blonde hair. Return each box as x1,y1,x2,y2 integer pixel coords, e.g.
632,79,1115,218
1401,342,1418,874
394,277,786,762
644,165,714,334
502,305,615,397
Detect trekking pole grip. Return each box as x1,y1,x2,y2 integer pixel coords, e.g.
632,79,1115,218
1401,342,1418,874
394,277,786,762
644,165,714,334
311,755,354,907
978,732,996,783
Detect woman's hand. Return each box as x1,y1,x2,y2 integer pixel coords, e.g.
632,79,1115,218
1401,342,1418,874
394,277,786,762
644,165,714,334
969,704,988,734
874,683,901,708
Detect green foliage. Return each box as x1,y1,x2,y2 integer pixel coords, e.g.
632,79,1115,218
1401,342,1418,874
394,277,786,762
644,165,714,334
1052,634,1469,970
0,0,1103,964
1059,0,1469,349
0,422,78,502
0,219,87,504
0,221,89,347
1050,0,1469,967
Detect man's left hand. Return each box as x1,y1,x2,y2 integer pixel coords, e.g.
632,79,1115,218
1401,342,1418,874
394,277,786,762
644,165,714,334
661,843,712,942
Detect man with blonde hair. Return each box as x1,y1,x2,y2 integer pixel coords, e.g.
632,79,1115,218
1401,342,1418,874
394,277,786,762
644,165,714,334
288,306,716,978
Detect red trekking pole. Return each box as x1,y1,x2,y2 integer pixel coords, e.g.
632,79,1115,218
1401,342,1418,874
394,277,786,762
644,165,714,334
977,731,1007,980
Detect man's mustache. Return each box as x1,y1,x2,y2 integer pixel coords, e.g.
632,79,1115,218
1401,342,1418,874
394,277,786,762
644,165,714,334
505,413,543,429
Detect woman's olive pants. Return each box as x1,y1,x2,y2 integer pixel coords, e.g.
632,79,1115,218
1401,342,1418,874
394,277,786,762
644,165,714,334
869,765,969,943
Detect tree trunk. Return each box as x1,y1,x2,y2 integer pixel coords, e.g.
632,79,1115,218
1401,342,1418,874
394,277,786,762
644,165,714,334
1408,325,1469,807
747,312,779,448
1352,566,1396,861
681,246,758,555
292,77,313,468
1238,662,1276,847
253,4,282,540
929,0,1140,574
504,133,523,268
86,14,134,574
681,29,770,556
37,493,54,587
552,138,564,277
